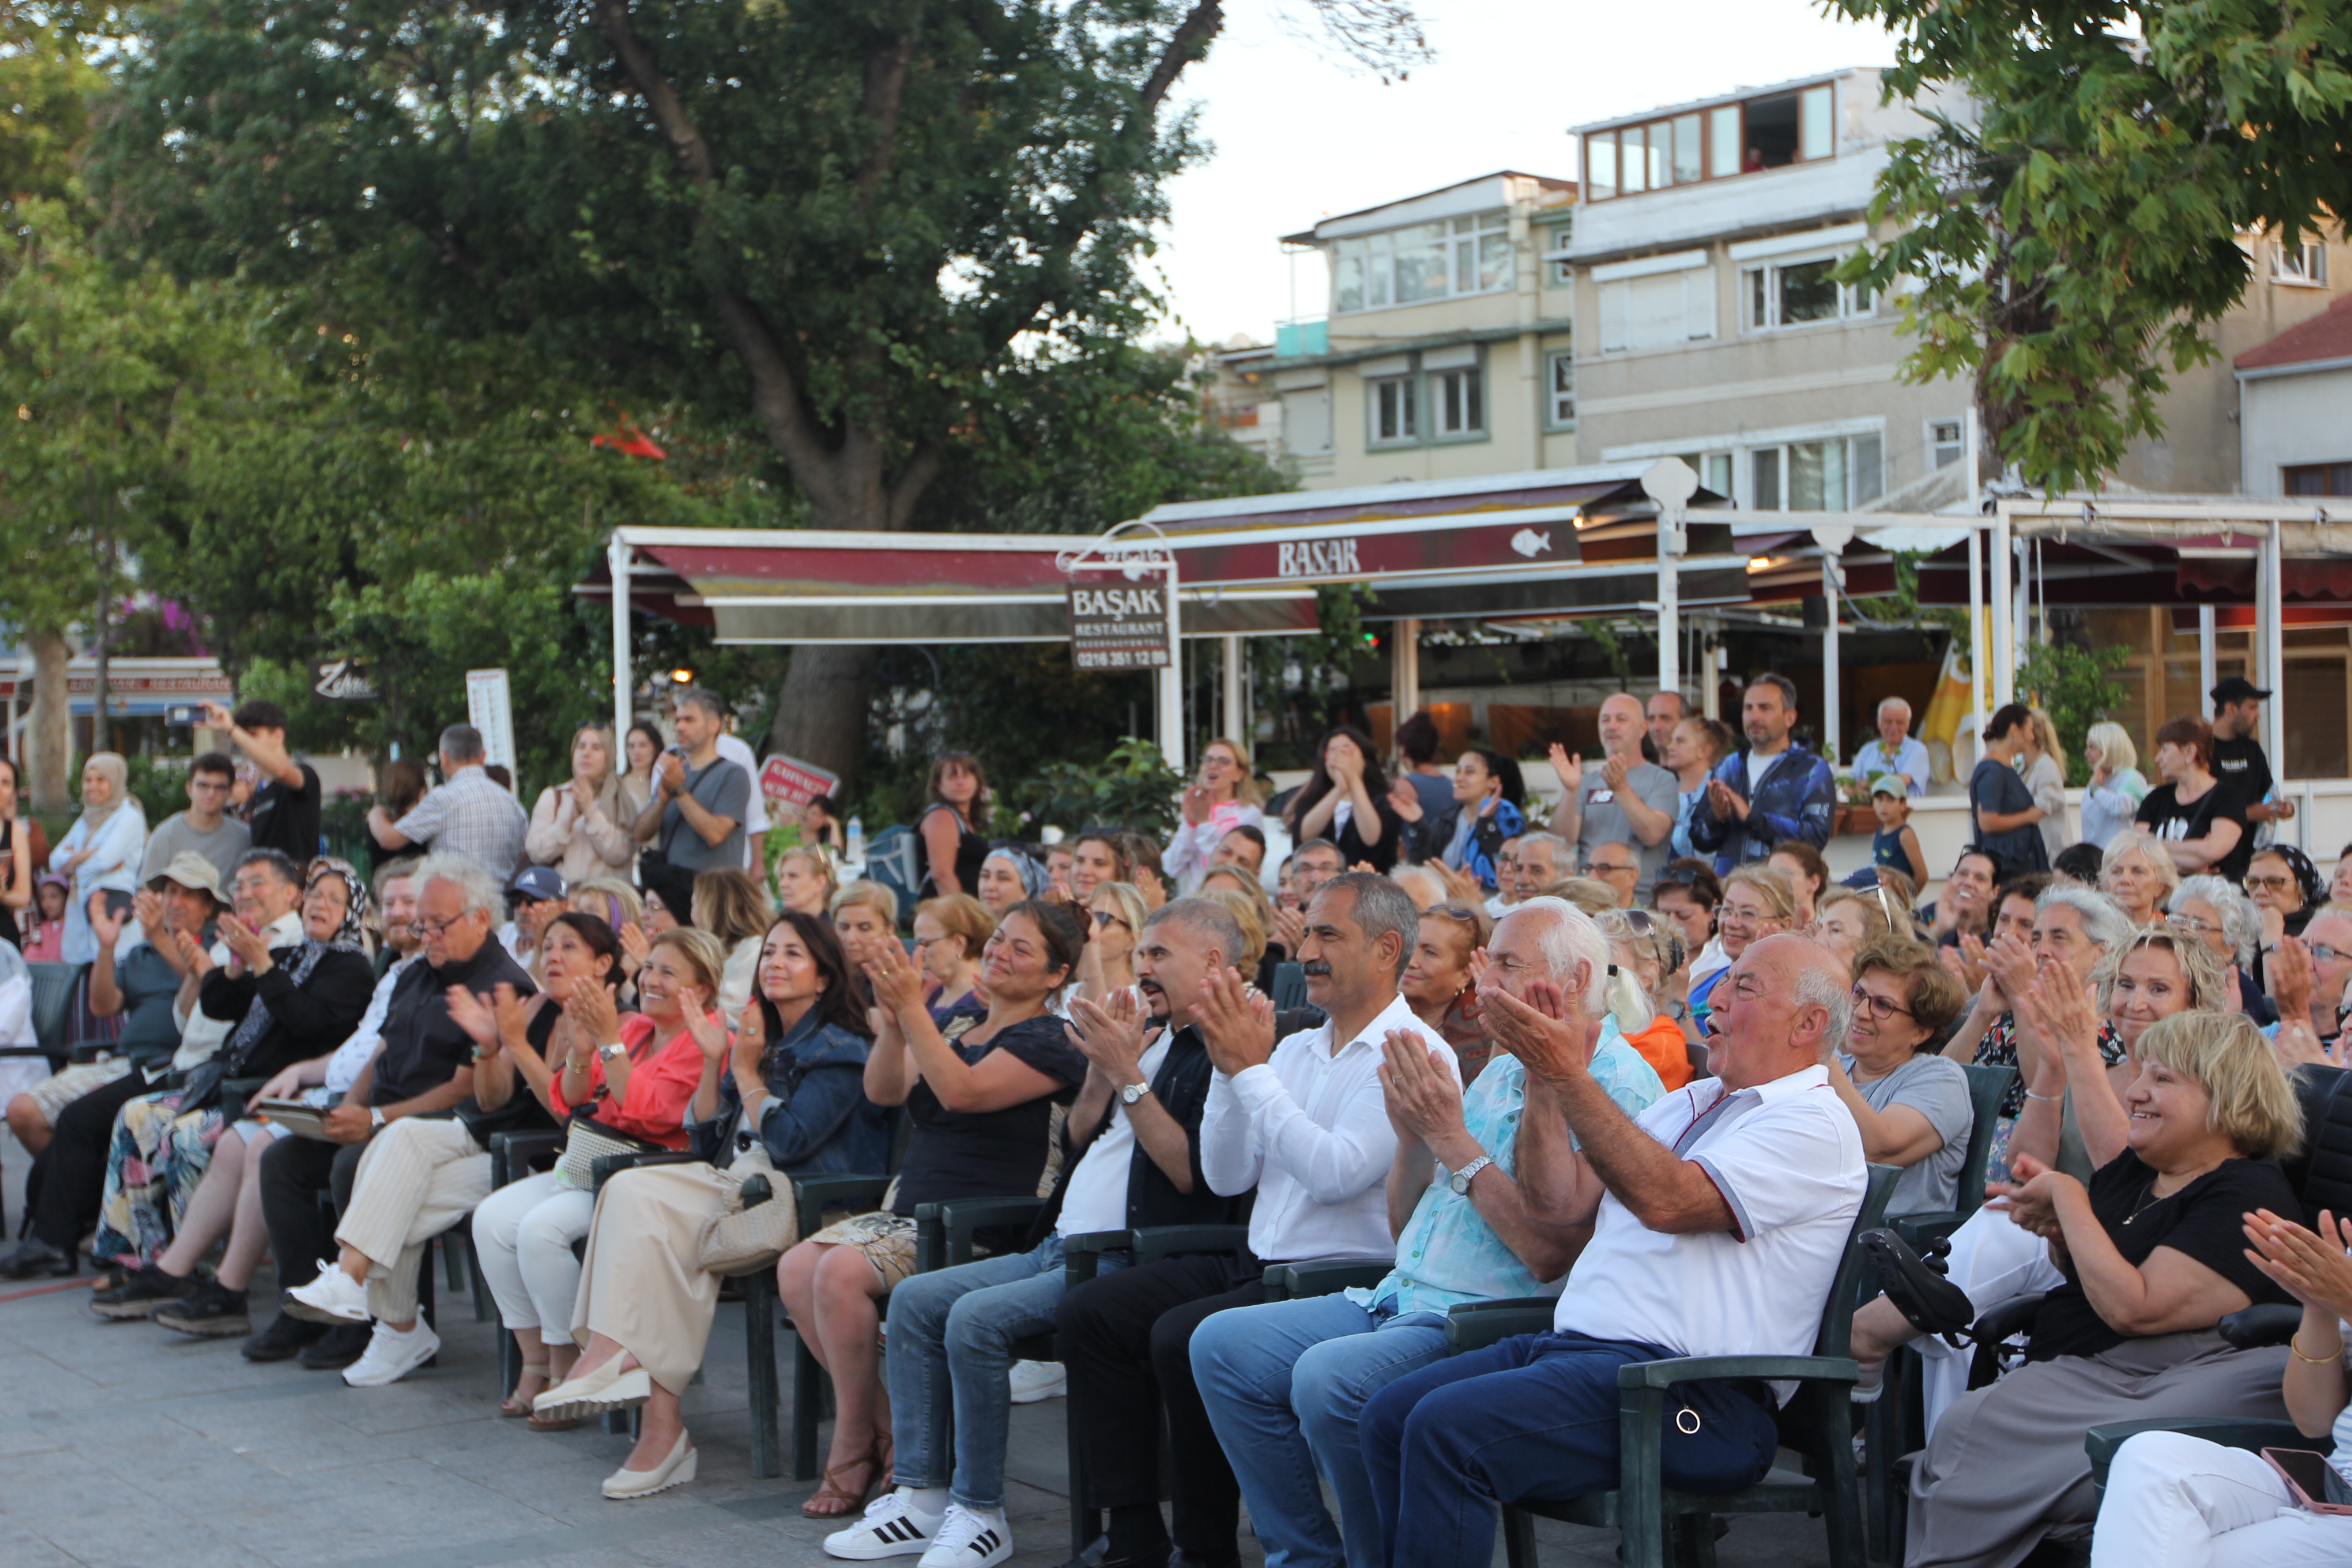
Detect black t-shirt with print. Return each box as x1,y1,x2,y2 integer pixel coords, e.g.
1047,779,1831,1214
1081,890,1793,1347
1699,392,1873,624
2027,1150,2296,1362
2209,734,2273,806
891,1007,1088,1215
2136,782,2253,882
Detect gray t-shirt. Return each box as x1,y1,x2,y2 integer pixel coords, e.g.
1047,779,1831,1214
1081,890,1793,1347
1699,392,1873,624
141,811,252,887
1838,1050,1974,1217
1577,759,1681,898
659,756,753,873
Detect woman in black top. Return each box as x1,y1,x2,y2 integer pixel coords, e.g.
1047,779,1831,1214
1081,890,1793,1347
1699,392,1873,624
778,897,1088,1516
916,751,991,898
1969,704,2048,875
0,757,33,950
1285,725,1403,875
1905,1010,2304,1567
2136,714,2253,883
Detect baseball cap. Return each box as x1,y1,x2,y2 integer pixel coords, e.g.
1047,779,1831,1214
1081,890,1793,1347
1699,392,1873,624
2210,676,2271,705
1869,774,1906,799
146,851,227,905
508,866,566,903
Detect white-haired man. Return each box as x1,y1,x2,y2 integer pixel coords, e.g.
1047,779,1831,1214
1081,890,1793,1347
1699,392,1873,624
1358,932,1865,1568
1189,898,1666,1568
1850,697,1930,800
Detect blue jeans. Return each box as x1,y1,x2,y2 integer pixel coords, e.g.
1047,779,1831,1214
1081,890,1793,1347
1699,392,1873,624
1360,1330,1780,1568
1192,1294,1450,1568
882,1236,1124,1511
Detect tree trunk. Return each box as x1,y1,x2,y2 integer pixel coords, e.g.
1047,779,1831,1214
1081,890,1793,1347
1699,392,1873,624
766,644,877,796
27,629,71,813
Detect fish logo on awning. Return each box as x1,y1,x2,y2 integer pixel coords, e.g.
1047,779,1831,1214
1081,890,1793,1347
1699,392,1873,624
1509,528,1552,559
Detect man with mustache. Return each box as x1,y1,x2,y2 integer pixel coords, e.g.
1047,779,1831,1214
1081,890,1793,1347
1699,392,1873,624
1049,872,1449,1568
827,898,1249,1568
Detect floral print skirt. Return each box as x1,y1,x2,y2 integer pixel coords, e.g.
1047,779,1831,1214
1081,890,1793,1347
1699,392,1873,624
91,1090,225,1268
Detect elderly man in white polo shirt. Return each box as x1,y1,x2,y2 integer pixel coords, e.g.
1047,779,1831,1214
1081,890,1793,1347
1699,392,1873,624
1850,697,1931,799
1357,932,1867,1568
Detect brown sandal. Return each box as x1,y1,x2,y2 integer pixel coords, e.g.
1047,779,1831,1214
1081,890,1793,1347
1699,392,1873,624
800,1439,884,1518
499,1363,551,1419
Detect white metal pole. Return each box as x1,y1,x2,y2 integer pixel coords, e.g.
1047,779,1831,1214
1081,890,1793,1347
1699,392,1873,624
1392,617,1421,727
2012,536,2031,693
1990,504,2015,710
608,532,632,745
1158,559,1186,775
2262,519,2285,774
1659,517,1682,702
2197,605,2217,710
1965,409,1985,745
1823,554,1841,764
1221,634,1244,743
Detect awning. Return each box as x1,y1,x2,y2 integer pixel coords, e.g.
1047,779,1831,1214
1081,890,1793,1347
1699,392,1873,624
1915,525,2352,608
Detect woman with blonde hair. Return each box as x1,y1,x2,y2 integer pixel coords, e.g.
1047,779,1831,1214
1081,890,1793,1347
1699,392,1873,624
1812,885,1893,975
775,844,837,918
1195,885,1271,979
692,868,774,1018
525,722,635,885
913,894,991,1014
2077,721,2147,852
1690,864,1795,1028
2101,828,2180,926
830,879,902,972
2022,708,2072,864
1074,881,1149,1007
1162,738,1266,892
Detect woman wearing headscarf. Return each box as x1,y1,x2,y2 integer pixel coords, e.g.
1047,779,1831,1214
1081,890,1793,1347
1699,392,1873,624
2246,843,2324,995
51,753,146,964
973,845,1047,919
86,855,375,1280
526,723,636,885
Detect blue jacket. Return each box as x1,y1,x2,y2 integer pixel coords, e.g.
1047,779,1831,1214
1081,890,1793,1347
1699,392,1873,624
1688,745,1836,872
688,1012,891,1178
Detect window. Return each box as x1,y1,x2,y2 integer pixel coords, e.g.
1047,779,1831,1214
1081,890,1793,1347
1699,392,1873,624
1547,350,1575,425
1369,375,1417,445
1742,254,1871,330
1747,434,1882,509
1597,261,1716,352
1582,81,1835,200
1331,211,1513,314
1431,365,1484,438
2285,462,2352,496
2276,240,2330,285
1703,452,1734,496
1929,419,1964,470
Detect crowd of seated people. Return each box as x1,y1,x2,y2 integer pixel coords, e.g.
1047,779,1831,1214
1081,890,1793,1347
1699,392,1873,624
7,676,2350,1568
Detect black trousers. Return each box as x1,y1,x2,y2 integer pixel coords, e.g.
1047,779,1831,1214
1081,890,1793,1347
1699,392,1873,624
258,1133,367,1291
27,1071,153,1250
1057,1251,1264,1558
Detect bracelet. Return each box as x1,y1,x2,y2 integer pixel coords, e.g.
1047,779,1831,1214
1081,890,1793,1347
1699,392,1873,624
2291,1333,2343,1364
2023,1089,2063,1102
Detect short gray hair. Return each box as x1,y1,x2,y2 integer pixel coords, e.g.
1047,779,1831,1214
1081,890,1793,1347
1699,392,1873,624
1876,696,1912,720
1315,872,1421,981
2171,876,2261,966
674,686,726,721
2037,883,2133,958
1516,830,1569,866
1390,864,1446,911
1143,896,1246,972
438,723,486,764
413,851,505,922
232,847,304,891
1499,896,1610,1012
1788,949,1855,1043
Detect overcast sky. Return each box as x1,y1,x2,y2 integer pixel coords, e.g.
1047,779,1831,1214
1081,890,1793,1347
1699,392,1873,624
1150,0,1901,346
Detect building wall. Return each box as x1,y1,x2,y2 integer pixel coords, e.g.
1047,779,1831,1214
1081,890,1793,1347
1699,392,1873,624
2240,361,2352,496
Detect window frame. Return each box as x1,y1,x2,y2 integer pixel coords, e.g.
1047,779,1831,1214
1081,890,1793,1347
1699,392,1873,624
1330,210,1516,316
1927,419,1964,471
1545,348,1577,429
1366,372,1419,447
1582,82,1835,202
1739,250,1874,333
1428,361,1487,443
2274,240,2330,287
1744,432,1883,510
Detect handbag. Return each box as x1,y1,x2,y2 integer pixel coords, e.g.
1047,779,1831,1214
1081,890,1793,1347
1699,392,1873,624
696,1133,802,1275
553,1111,668,1190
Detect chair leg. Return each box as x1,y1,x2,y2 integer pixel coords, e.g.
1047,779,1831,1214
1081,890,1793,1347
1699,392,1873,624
1810,1387,1869,1568
1864,1365,1897,1565
1503,1505,1539,1568
442,1228,467,1291
744,1272,781,1481
1618,1390,1668,1568
791,1326,827,1482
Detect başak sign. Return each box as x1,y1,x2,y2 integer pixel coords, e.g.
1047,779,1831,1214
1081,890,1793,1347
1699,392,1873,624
1066,570,1174,672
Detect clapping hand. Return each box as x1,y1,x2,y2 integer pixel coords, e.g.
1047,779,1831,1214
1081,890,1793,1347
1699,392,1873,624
1387,775,1424,824
863,951,928,1018
174,927,214,977
2269,933,2316,1026
1980,929,2036,1009
1181,782,1213,826
1705,776,1749,821
2243,1208,2352,1320
1601,753,1629,793
1196,965,1276,1077
653,749,687,794
1379,1029,1465,1147
1273,905,1308,957
445,983,502,1054
617,919,651,978
1548,742,1583,800
1432,861,1484,905
1066,990,1147,1085
86,893,125,950
562,977,616,1043
219,912,275,975
1481,981,1593,1083
569,775,598,817
677,983,728,1062
132,888,169,945
728,994,766,1090
1985,1152,2074,1239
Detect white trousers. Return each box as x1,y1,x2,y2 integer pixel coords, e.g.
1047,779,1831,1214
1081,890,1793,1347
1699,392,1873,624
2090,1431,2352,1568
332,1116,492,1322
1914,1202,2069,1438
470,1171,595,1344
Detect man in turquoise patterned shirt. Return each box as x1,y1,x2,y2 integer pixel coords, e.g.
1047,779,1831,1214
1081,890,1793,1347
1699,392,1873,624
1188,897,1665,1568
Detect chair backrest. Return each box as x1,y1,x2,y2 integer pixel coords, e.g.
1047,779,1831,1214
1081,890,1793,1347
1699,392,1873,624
2285,1063,2352,1226
28,962,82,1055
1953,1064,2018,1218
1272,961,1307,1012
1816,1163,1903,1357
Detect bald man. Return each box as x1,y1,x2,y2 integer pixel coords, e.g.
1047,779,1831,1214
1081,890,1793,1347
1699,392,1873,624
1549,693,1680,899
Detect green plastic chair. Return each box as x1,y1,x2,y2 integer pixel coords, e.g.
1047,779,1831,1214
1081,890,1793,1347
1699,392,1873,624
1447,1163,1901,1568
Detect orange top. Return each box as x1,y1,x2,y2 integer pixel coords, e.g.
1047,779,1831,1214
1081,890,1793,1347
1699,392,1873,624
1620,1013,1696,1092
549,1009,711,1149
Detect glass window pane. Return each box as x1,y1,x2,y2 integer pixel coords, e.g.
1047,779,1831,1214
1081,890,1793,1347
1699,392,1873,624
1672,114,1702,184
1481,210,1508,231
1333,252,1365,314
1478,231,1514,292
1705,453,1733,495
1550,353,1575,422
1801,86,1833,160
1646,133,1667,189
1452,216,1474,234
1790,440,1829,510
1710,105,1741,178
1855,434,1883,504
1777,259,1840,323
1401,376,1416,436
1465,370,1483,432
1394,222,1448,302
1588,132,1616,199
1620,127,1647,193
1752,447,1781,510
1746,267,1767,329
1456,238,1474,293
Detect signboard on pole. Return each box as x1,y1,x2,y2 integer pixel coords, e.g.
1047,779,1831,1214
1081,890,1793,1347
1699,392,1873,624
758,752,840,811
1066,571,1173,672
313,657,378,702
464,668,518,779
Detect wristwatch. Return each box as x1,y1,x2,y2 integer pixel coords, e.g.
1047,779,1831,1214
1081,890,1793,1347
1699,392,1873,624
368,1105,386,1132
598,1041,629,1065
1120,1081,1152,1107
1448,1154,1494,1196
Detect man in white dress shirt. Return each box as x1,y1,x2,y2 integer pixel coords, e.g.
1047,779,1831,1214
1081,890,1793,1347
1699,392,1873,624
1054,872,1451,1568
1358,932,1867,1568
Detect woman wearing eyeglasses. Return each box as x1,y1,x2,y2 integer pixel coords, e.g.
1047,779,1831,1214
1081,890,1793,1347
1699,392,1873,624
1162,738,1266,893
913,894,990,1015
2244,844,2322,985
2166,875,2271,1024
1688,865,1795,1031
1073,881,1147,1010
1825,939,1973,1216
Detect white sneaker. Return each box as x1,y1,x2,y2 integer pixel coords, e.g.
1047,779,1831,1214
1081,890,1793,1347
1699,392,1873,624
823,1488,944,1560
342,1320,440,1386
286,1260,372,1324
916,1504,1011,1568
1007,1358,1066,1403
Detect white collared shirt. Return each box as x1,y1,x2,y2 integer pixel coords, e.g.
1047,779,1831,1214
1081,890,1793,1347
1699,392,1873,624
1552,1063,1865,1400
1202,990,1455,1264
715,733,770,867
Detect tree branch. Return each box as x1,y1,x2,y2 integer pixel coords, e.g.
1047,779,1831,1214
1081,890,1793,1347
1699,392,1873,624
855,31,916,214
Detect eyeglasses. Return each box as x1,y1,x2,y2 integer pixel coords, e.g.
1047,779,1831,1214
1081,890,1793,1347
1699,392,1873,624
1092,911,1130,930
406,915,473,938
2310,944,2351,966
2165,913,2219,938
1850,983,1914,1022
1588,861,1637,877
2242,875,2295,894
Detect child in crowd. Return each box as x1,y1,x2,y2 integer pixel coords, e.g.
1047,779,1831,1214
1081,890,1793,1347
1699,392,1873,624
1869,775,1928,887
20,876,67,962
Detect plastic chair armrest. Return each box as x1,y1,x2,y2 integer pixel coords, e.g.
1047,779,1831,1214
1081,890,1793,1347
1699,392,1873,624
791,1174,891,1239
1887,1210,1966,1252
2218,1303,2304,1350
1061,1229,1132,1288
917,1196,1046,1271
1970,1291,2046,1343
589,1149,698,1192
1444,1304,1555,1354
1271,1258,1394,1301
1132,1224,1254,1266
489,1131,564,1187
1615,1354,1859,1390
2087,1416,2326,1488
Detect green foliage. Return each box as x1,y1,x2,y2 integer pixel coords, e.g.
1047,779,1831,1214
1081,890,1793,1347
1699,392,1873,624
2019,640,2133,785
1004,737,1184,840
1827,0,2352,490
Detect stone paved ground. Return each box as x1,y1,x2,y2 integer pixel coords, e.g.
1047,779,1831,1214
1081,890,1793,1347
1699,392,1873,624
0,1138,1833,1568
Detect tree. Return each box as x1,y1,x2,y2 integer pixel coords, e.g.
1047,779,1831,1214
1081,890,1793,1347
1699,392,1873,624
1827,1,2352,491
91,0,1424,793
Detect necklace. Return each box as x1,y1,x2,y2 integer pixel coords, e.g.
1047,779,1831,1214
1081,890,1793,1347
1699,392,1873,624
2121,1175,2172,1226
